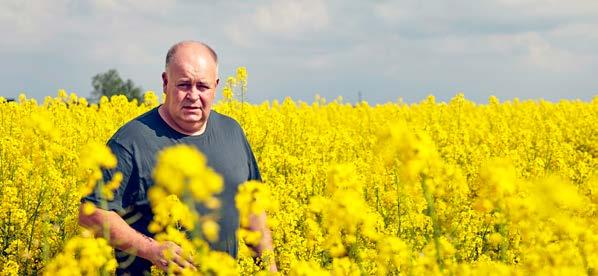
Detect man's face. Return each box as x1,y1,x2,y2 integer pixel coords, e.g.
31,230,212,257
162,45,219,134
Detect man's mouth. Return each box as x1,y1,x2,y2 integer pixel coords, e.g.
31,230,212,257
183,106,201,110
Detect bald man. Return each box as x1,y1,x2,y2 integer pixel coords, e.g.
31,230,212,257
79,41,276,274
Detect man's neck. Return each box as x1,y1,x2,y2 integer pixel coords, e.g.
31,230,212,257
158,105,207,136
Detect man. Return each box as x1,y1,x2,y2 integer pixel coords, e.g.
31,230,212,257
79,41,276,274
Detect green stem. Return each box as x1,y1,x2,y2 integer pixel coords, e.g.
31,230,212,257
183,191,202,240
421,175,444,271
97,180,111,241
576,240,591,276
497,223,508,263
24,187,46,274
395,169,401,236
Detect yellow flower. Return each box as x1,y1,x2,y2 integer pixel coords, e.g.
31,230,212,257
237,228,262,247
44,232,117,275
80,143,117,170
202,219,220,242
236,181,276,228
6,78,598,275
487,232,503,248
1,260,19,276
101,171,123,200
327,235,346,258
222,86,233,100
198,251,238,276
153,144,223,202
331,257,360,276
82,202,96,216
143,91,159,106
78,142,118,197
236,67,247,84
149,194,197,233
226,76,237,88
289,261,330,276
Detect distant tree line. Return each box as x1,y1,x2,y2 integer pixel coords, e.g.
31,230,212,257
91,69,143,102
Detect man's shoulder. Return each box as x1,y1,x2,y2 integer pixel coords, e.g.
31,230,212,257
109,107,161,145
209,111,243,134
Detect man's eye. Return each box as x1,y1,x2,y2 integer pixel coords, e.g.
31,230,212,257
178,84,190,89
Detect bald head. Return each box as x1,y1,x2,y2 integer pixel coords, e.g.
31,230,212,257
160,41,220,136
165,41,218,70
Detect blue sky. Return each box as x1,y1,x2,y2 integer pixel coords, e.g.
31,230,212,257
1,0,597,104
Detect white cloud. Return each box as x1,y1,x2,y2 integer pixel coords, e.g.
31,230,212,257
549,22,598,55
0,0,70,50
2,0,598,102
0,0,178,53
494,33,588,72
373,1,444,25
225,0,329,47
90,0,177,15
368,0,598,76
551,22,598,39
494,0,598,17
253,0,329,34
372,0,598,36
224,23,256,48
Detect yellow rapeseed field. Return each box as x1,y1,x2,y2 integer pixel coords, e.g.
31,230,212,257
0,70,597,275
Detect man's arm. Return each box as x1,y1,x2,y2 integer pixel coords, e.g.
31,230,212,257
248,211,278,272
78,204,194,271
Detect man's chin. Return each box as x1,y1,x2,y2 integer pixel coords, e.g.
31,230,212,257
180,115,203,123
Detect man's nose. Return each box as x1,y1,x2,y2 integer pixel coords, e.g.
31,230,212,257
186,89,200,102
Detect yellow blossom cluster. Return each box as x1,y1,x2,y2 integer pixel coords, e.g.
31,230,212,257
0,91,153,274
148,144,224,243
0,72,596,275
43,230,117,275
146,144,239,275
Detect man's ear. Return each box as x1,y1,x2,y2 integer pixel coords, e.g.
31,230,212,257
161,72,168,92
215,78,220,88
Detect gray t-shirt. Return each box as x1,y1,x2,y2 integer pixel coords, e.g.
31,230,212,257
83,106,261,274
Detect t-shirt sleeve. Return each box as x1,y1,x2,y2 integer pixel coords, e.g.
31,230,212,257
243,136,262,182
81,139,136,213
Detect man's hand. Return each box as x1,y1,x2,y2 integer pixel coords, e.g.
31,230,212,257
78,204,196,273
146,241,196,273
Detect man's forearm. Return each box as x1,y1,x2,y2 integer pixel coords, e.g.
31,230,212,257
249,212,277,272
78,205,156,260
257,224,274,253
79,205,199,272
259,226,277,272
